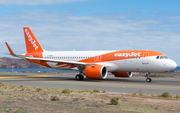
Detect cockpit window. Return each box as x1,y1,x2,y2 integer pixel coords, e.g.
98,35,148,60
164,56,168,59
156,56,159,59
160,56,164,59
156,56,168,59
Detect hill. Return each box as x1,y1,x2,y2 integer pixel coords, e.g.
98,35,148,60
0,57,43,68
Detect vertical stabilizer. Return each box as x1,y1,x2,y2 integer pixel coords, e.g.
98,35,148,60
23,27,43,53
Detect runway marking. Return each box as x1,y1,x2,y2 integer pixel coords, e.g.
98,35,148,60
47,81,180,89
0,75,58,78
156,82,180,85
1,75,180,90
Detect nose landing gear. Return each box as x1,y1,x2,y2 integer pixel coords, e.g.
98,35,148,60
146,72,152,82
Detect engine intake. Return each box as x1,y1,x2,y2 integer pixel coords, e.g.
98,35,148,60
113,72,133,78
84,65,108,79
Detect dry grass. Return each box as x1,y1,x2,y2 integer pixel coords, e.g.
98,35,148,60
131,90,180,100
62,89,71,94
50,95,59,101
92,89,100,93
36,87,43,92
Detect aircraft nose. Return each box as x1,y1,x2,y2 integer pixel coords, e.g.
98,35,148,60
169,60,177,70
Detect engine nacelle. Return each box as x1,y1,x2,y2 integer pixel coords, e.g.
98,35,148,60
113,72,133,78
84,65,108,79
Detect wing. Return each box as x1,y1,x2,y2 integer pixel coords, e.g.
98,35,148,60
5,42,89,69
26,57,87,67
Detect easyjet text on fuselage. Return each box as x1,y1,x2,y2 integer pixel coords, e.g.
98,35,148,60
114,52,141,57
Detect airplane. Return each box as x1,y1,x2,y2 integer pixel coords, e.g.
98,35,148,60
5,27,177,82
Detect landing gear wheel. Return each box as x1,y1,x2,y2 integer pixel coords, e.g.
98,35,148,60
75,74,84,80
80,75,84,80
75,75,80,80
145,72,152,82
146,78,152,82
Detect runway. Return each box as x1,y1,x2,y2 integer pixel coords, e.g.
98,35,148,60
0,72,180,95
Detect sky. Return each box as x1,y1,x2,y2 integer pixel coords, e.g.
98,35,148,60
0,0,180,65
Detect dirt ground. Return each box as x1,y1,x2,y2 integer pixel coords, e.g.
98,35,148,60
0,83,180,113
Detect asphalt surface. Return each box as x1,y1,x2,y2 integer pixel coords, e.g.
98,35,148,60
0,72,180,95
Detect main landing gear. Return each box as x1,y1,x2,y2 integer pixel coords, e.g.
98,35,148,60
75,74,84,80
145,72,152,82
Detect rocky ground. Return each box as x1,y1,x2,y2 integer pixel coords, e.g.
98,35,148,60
0,83,180,113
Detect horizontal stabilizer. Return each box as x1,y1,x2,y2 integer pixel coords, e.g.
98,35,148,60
5,53,11,55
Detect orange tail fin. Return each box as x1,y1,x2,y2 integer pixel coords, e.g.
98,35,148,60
23,27,43,53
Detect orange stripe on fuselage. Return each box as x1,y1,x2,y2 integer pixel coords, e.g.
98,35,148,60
79,50,165,63
25,50,165,69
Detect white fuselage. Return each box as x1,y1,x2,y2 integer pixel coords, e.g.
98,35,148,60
41,50,177,73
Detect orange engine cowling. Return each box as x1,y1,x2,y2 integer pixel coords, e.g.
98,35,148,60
113,72,133,78
84,65,108,79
